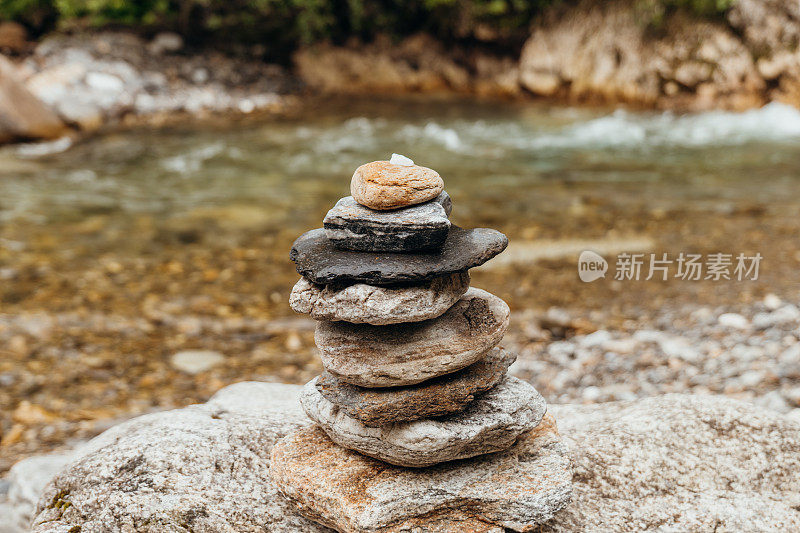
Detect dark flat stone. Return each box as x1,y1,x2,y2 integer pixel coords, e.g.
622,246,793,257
323,192,452,252
290,225,508,286
315,347,516,427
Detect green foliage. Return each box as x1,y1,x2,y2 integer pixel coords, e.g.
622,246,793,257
0,0,737,54
636,0,736,28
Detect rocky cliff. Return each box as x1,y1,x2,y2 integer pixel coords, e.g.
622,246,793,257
296,0,800,110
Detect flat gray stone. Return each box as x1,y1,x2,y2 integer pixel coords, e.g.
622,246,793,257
300,376,546,467
324,192,452,252
315,287,510,387
315,347,516,426
271,413,569,533
289,271,469,325
290,226,508,286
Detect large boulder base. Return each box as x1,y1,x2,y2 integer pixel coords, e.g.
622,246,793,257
271,414,571,533
290,226,508,286
300,375,545,467
315,346,516,426
28,383,800,532
315,287,510,387
289,271,469,325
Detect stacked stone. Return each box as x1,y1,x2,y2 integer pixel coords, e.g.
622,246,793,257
272,155,572,533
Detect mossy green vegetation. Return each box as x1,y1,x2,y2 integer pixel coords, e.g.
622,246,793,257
0,0,737,57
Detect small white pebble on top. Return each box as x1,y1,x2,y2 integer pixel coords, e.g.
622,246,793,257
389,153,414,166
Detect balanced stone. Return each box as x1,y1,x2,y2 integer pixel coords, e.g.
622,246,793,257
300,376,547,467
271,414,570,532
351,160,444,210
289,272,469,325
315,287,510,387
315,347,516,426
290,226,508,286
323,192,452,252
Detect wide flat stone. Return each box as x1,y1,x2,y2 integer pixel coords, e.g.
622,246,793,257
315,287,510,387
316,347,516,426
289,272,469,325
300,376,545,467
290,226,508,286
271,412,570,533
350,160,444,210
324,192,452,252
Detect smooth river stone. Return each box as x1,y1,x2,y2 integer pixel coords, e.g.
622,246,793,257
315,287,510,387
323,192,452,252
315,347,516,426
300,376,547,468
290,226,508,286
350,160,444,210
271,414,570,533
289,271,469,325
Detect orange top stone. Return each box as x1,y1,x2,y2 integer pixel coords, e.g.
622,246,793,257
350,160,444,210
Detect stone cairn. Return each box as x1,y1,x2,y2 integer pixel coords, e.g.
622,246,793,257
271,154,572,532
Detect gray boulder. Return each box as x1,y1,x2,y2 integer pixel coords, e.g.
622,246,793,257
0,56,67,144
546,396,800,532
24,383,800,532
30,382,330,533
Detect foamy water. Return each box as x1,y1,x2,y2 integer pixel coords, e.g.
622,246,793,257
1,99,799,224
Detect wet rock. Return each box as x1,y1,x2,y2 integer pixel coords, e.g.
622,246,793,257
148,32,184,55
289,271,469,325
718,312,750,329
56,99,103,131
315,347,516,426
0,57,67,144
271,414,570,532
323,192,451,252
0,22,28,54
294,34,471,95
518,0,765,110
350,160,443,210
169,349,224,374
290,226,508,286
300,376,545,467
315,287,510,387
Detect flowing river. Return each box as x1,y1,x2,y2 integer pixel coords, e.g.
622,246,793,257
2,97,800,472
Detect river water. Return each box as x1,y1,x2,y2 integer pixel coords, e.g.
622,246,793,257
2,97,800,473
2,97,798,313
